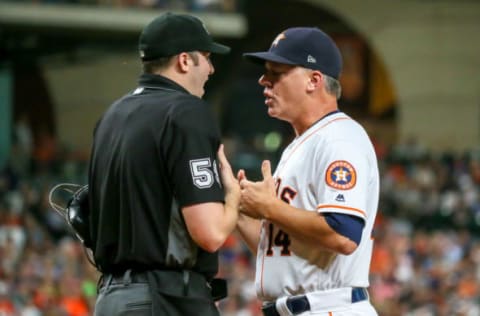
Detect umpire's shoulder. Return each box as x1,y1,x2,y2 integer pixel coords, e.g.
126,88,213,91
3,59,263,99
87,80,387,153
171,93,212,116
174,92,209,108
170,95,218,130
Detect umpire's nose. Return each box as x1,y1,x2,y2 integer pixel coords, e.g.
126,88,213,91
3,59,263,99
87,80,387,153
207,57,214,75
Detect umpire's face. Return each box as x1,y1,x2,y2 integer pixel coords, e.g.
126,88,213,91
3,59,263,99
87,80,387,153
186,51,215,98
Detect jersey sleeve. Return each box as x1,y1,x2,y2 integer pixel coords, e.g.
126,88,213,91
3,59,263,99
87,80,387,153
163,99,224,207
312,139,369,221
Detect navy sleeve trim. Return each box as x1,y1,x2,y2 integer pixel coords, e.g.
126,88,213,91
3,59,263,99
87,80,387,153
323,212,364,245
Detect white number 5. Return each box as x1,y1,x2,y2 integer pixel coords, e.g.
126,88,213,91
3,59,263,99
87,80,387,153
190,158,214,188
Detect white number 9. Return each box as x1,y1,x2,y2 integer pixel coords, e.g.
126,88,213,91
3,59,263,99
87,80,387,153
190,158,214,188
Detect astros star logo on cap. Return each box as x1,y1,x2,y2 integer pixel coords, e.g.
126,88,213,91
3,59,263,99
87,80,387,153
271,33,286,47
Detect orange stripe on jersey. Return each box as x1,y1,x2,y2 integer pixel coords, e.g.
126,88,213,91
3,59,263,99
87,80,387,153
317,204,366,217
276,117,351,175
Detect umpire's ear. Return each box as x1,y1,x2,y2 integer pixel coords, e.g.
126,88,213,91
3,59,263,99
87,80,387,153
177,52,191,73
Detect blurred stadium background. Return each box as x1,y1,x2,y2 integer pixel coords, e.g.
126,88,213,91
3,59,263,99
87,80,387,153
0,0,480,315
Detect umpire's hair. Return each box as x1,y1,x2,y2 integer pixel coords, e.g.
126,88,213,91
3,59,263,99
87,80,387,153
324,74,342,100
142,52,200,74
142,56,174,73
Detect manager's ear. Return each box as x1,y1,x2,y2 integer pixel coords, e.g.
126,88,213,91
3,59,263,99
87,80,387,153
306,70,323,92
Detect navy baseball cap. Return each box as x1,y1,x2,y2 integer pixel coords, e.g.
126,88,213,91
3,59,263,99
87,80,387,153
244,27,342,79
139,12,230,61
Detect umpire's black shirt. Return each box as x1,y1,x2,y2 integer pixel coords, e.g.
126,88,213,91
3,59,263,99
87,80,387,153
88,73,224,280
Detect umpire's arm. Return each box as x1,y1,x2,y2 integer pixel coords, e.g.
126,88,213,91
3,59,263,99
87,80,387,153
182,145,240,252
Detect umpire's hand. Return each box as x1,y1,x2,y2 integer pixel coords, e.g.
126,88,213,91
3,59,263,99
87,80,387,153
217,144,241,209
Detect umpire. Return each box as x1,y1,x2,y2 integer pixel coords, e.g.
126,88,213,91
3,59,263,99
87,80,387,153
88,12,239,316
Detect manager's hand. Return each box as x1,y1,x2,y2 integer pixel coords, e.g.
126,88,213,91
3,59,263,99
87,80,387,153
239,160,277,219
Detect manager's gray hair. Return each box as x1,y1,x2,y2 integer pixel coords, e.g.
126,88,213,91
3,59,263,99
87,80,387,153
324,74,342,100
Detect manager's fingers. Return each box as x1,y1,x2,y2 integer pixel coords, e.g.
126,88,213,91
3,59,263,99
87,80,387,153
261,160,272,181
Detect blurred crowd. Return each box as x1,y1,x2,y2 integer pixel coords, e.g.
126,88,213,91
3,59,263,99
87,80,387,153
1,123,480,315
11,0,242,13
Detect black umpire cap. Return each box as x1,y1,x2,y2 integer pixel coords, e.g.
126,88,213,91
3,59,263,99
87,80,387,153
139,12,231,61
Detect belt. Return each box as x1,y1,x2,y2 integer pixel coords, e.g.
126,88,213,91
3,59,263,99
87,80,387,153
100,271,149,288
99,270,227,301
262,287,368,316
112,273,148,284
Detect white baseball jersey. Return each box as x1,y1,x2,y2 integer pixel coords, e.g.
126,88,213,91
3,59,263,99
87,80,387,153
255,111,379,301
